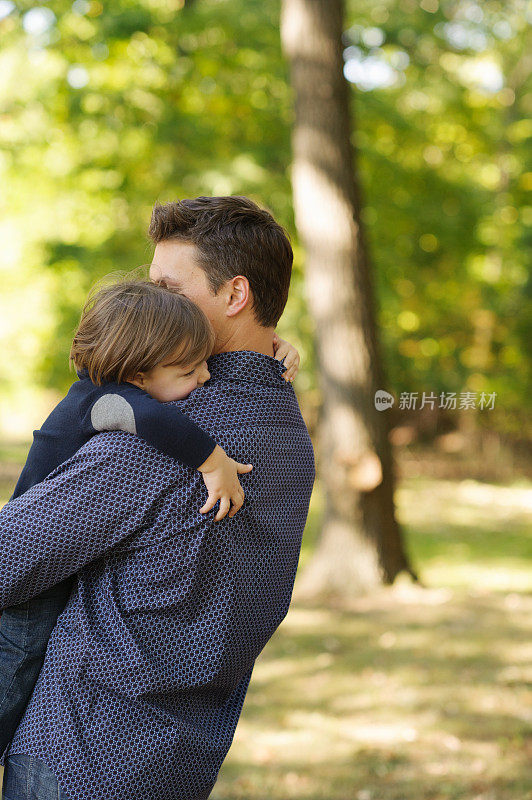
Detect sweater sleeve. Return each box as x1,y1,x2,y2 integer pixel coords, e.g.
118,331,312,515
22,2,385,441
80,382,217,470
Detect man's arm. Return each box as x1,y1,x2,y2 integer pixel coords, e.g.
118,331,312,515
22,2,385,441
0,431,176,610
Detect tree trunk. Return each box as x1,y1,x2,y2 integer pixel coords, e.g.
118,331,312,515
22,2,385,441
281,0,417,597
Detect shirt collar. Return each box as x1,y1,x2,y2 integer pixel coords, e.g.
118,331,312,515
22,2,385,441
206,350,287,387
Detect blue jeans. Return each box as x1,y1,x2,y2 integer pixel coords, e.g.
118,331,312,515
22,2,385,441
2,753,70,799
0,578,73,757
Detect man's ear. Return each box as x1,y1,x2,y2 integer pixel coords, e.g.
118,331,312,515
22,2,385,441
226,276,251,317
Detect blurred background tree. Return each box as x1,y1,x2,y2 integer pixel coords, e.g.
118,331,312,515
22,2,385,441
0,0,529,459
281,0,414,595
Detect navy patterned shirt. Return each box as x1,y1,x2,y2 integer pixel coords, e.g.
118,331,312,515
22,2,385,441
0,351,315,800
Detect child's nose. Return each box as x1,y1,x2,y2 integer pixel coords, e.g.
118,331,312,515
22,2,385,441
198,363,210,384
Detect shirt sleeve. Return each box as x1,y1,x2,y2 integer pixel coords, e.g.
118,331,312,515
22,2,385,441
0,432,177,610
81,383,217,470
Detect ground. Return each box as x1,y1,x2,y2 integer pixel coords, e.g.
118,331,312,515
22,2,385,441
211,475,531,800
0,444,530,799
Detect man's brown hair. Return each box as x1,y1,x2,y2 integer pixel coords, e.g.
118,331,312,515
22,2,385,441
70,280,215,385
148,196,293,328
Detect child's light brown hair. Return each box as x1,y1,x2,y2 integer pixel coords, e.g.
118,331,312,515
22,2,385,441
70,280,215,385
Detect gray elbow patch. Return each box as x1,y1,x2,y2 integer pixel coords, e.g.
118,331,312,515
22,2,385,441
91,394,137,435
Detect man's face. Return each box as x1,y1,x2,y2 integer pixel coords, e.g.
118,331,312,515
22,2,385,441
149,240,226,348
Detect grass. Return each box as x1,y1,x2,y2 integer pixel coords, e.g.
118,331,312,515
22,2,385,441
211,474,531,800
214,591,531,799
0,441,29,505
0,443,531,798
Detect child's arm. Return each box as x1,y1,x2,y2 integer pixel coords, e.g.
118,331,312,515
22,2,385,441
81,383,252,521
272,333,301,382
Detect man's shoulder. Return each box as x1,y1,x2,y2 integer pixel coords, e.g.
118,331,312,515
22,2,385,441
167,377,308,434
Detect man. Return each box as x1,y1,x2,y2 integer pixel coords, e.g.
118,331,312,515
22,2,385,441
0,196,315,800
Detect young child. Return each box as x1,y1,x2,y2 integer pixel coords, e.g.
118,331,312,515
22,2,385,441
0,278,300,758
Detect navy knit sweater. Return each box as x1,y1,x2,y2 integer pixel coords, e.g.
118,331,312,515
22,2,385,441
12,372,216,499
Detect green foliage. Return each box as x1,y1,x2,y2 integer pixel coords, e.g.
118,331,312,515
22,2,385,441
0,0,529,436
345,0,531,436
0,0,294,396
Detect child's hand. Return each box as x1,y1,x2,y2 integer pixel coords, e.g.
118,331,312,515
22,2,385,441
197,445,253,521
273,332,301,383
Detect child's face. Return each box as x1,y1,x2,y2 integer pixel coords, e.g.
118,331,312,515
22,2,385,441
132,357,211,402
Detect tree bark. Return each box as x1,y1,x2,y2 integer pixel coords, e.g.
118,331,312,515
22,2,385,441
281,0,417,596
